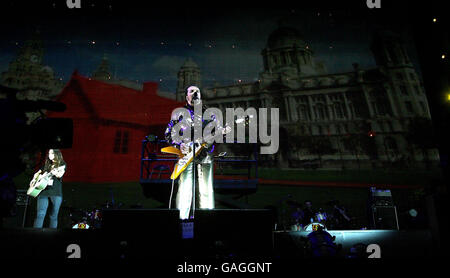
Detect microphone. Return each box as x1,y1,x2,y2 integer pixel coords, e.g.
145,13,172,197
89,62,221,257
193,91,199,100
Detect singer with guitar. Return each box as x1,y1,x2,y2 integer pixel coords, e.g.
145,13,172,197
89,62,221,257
30,149,66,228
164,86,227,220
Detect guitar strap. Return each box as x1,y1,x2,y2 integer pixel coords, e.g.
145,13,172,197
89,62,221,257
169,178,175,209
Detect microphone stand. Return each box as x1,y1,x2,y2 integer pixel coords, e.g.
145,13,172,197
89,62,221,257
191,97,199,221
192,135,196,220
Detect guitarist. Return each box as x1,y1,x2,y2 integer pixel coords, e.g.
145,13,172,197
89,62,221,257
164,86,219,220
32,149,66,228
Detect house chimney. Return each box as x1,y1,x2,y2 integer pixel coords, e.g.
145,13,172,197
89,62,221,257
143,82,158,95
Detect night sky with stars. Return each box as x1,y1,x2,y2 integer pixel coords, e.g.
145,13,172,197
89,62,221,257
0,1,424,94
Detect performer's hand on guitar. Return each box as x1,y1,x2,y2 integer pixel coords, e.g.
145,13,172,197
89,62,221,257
222,124,232,135
32,170,41,180
180,143,190,155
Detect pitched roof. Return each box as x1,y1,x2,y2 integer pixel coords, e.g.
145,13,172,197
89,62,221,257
50,71,184,127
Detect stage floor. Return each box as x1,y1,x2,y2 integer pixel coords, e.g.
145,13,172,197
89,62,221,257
0,227,435,260
274,229,434,258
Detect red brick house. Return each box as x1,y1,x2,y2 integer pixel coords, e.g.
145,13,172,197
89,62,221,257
47,71,183,182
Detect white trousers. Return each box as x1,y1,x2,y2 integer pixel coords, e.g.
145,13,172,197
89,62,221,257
176,158,215,220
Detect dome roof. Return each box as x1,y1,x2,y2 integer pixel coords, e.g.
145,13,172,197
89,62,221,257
267,27,307,49
41,66,54,74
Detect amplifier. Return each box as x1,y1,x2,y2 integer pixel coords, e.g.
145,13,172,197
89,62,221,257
370,187,394,206
16,189,29,206
371,205,399,230
2,189,30,228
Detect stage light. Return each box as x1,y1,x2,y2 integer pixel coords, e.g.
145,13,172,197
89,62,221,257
408,209,418,217
433,18,437,22
442,54,446,59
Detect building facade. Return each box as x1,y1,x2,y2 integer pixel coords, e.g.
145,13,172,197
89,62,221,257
0,31,64,125
176,27,438,169
0,31,64,102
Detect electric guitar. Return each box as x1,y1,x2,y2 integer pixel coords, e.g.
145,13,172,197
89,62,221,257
27,171,52,198
162,121,241,180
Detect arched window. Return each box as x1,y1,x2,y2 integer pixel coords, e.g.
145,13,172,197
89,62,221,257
298,104,310,120
315,104,327,120
334,102,344,119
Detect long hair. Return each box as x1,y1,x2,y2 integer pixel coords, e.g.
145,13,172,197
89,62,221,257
42,149,66,172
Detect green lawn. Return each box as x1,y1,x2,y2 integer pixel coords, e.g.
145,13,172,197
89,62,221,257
15,173,163,211
219,167,443,185
14,168,431,229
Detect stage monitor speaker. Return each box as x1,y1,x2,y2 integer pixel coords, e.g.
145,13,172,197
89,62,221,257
102,208,179,231
2,190,29,228
371,205,399,230
100,209,181,259
193,209,273,258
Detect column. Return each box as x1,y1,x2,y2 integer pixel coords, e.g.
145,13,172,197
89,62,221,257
362,86,375,118
307,95,316,121
325,94,334,120
284,96,291,122
384,85,399,117
343,93,352,120
289,96,297,121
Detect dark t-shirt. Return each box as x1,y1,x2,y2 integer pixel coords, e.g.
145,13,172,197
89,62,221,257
39,176,63,197
39,164,65,197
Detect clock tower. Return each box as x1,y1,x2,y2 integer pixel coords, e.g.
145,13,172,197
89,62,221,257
18,32,44,64
0,30,62,101
0,31,64,123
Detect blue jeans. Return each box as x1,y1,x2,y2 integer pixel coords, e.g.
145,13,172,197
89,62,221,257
33,195,63,228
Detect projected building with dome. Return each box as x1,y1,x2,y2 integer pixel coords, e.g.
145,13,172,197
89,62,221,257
176,26,438,169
